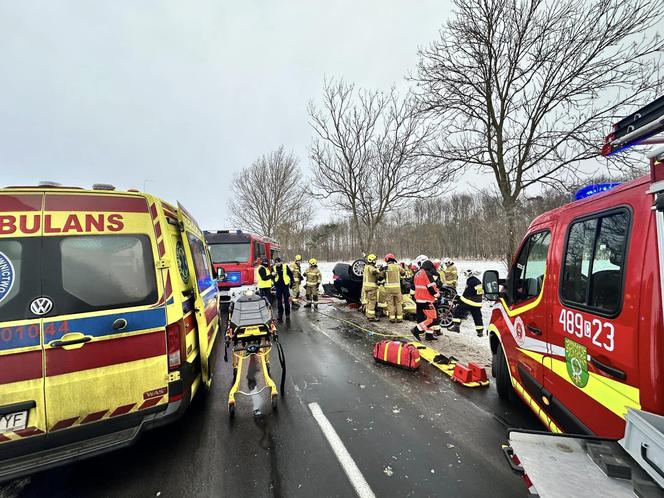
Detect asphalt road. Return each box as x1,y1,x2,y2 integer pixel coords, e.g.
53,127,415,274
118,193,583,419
4,304,541,498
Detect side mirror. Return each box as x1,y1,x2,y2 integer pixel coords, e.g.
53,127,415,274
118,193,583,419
482,270,501,301
217,267,226,282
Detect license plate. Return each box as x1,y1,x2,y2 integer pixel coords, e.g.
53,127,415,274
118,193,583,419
0,411,28,433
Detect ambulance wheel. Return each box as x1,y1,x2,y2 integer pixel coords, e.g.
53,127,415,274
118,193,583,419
229,404,235,418
494,345,513,401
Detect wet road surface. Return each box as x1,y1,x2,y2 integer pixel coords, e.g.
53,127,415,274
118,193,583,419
4,305,541,498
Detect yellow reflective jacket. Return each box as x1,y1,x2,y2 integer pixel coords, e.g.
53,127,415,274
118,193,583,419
384,262,405,289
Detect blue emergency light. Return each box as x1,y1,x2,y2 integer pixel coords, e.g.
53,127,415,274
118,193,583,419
227,271,241,284
574,183,621,201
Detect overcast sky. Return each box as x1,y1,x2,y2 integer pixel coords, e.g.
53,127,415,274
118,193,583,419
0,0,454,229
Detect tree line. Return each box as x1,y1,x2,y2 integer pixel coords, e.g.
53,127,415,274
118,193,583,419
227,0,664,264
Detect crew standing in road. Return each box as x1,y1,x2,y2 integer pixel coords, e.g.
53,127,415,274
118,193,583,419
448,269,484,337
442,258,458,289
273,257,294,322
412,259,440,341
257,257,274,306
383,253,405,323
362,254,382,322
304,258,322,309
289,255,303,309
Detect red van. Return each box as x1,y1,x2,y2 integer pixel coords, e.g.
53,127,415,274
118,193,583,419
204,230,280,306
483,97,664,438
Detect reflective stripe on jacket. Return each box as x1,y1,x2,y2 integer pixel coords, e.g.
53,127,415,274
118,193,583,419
305,267,321,286
363,264,380,289
257,265,273,289
414,269,438,303
460,275,483,307
385,263,404,288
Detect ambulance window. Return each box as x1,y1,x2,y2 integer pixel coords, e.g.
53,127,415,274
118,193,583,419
0,239,40,322
187,234,215,293
561,210,630,316
512,231,550,303
55,235,157,313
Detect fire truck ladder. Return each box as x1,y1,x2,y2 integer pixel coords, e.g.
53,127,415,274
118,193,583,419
602,95,664,157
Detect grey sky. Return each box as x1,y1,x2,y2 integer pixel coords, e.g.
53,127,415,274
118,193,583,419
0,0,453,229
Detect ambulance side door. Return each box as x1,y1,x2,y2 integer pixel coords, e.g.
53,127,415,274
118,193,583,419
177,203,219,386
0,192,46,447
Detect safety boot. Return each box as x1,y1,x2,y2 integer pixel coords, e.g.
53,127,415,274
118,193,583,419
476,328,485,337
313,303,318,310
411,327,421,341
425,333,438,341
447,324,461,333
389,318,396,324
304,302,312,309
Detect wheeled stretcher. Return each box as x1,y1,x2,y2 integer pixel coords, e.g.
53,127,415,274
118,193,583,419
224,293,286,417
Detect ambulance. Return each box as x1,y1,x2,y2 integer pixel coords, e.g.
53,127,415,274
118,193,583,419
0,183,220,481
483,96,664,438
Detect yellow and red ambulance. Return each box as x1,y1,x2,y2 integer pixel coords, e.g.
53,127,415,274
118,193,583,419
0,184,220,480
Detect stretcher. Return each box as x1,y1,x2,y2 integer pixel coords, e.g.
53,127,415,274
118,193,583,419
411,342,489,388
224,292,286,417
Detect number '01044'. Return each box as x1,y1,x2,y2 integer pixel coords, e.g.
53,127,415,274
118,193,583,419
558,309,615,352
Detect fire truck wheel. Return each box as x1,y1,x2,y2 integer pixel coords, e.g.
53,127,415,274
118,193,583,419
494,345,513,401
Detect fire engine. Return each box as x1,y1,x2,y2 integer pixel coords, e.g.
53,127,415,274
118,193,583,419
483,95,664,439
204,230,281,306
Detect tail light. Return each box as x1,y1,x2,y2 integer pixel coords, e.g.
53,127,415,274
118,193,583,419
166,320,186,371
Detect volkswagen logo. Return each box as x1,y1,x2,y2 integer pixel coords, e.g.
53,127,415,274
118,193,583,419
30,297,53,316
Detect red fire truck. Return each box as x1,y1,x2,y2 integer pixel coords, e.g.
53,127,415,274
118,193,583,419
204,230,281,306
483,95,664,439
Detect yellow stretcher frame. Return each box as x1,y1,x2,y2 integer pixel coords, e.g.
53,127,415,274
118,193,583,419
225,323,283,418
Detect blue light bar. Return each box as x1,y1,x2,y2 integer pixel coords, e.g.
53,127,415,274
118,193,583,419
575,183,621,201
227,271,241,284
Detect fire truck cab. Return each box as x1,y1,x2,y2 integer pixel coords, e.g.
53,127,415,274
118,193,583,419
483,96,664,438
204,230,281,306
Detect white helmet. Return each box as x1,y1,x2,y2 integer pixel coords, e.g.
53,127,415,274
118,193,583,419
444,257,452,265
462,268,475,278
415,254,428,267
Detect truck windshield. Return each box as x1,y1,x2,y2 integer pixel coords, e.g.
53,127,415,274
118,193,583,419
209,243,251,263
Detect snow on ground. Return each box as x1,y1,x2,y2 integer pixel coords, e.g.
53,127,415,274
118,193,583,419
316,259,507,369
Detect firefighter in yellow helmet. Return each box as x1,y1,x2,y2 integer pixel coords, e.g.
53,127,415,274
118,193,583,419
290,254,303,309
304,258,322,309
442,257,458,289
383,253,406,323
363,254,383,321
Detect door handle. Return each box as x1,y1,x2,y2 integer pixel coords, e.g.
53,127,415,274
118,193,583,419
590,356,627,381
527,325,542,336
50,336,92,348
112,318,128,331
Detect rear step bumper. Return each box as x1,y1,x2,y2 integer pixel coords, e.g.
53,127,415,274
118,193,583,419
0,425,140,482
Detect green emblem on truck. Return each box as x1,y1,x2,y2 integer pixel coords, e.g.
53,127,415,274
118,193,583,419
565,338,589,388
176,241,190,283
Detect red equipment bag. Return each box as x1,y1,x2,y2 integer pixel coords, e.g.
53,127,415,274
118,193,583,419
373,340,420,370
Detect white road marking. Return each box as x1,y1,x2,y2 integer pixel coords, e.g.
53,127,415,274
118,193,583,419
308,402,377,498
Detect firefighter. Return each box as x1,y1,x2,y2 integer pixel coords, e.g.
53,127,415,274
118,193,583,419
448,268,484,337
442,258,458,289
272,257,294,322
411,259,440,341
256,257,274,306
362,253,382,321
384,253,405,323
289,254,303,309
304,258,322,309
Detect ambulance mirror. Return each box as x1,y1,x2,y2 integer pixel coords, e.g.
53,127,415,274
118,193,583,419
217,267,226,282
483,270,501,301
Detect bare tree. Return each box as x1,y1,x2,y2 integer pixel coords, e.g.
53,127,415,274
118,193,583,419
412,0,664,263
228,147,311,243
308,79,457,252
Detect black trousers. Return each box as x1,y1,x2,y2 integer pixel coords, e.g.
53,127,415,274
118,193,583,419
259,288,273,307
275,286,291,318
452,301,483,326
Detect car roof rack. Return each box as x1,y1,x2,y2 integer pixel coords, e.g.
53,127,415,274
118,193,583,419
602,95,664,157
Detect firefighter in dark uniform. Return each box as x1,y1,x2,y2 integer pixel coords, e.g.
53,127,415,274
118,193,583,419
256,257,274,306
272,257,294,322
448,269,484,336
